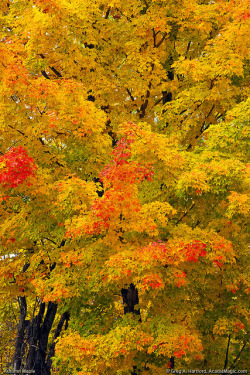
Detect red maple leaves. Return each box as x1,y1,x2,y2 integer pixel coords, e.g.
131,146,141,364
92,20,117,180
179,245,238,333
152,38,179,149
100,137,153,185
174,271,187,287
0,146,37,188
234,322,245,332
83,134,154,235
142,274,165,289
240,12,250,20
140,240,207,264
183,241,207,262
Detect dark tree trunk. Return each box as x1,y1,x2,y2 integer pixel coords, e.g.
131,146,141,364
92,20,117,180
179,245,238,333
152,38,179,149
12,299,69,375
26,302,46,370
121,283,141,374
121,284,175,373
170,356,175,369
46,311,70,371
162,67,174,126
121,283,140,316
13,296,27,374
33,302,58,375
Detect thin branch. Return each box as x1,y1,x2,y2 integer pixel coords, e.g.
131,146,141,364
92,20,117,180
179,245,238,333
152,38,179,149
224,334,231,369
154,91,174,107
42,237,57,246
105,6,111,19
38,138,66,167
39,54,62,78
185,41,191,58
8,124,26,137
229,341,248,370
131,130,142,140
49,66,62,78
155,32,168,48
216,113,225,122
209,74,220,89
153,29,156,48
59,239,66,248
126,88,135,101
153,96,163,107
41,70,50,80
180,108,188,116
139,81,152,118
187,104,215,149
199,104,215,133
38,137,45,145
36,105,47,115
192,220,201,229
176,202,195,225
204,104,215,121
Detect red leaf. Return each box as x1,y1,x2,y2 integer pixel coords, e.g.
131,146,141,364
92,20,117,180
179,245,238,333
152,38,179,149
0,146,37,188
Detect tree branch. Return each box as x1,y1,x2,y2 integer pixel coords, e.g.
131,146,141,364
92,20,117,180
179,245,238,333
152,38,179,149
155,32,168,48
46,311,70,370
176,202,195,225
224,334,231,369
139,81,152,118
105,6,111,19
126,88,135,101
229,341,248,370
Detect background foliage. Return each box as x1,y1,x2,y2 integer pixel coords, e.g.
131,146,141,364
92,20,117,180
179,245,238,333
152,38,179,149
0,0,249,374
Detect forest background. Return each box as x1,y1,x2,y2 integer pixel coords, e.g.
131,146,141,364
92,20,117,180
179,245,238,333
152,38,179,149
0,0,249,374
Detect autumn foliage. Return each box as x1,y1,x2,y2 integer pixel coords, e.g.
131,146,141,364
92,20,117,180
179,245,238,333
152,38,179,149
0,0,249,374
0,146,37,188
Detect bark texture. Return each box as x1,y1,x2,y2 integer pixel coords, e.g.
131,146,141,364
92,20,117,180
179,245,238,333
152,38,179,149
12,299,69,375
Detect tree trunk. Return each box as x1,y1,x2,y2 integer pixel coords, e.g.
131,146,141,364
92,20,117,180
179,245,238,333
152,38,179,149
46,311,70,371
12,299,69,375
121,284,175,373
13,296,27,374
33,301,58,375
121,283,141,374
121,283,140,316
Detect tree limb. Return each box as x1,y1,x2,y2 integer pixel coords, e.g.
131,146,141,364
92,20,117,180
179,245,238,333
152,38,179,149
229,341,248,370
155,32,168,48
176,202,195,225
224,334,231,369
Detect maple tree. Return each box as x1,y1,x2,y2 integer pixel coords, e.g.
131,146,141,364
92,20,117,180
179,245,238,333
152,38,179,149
0,0,249,374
